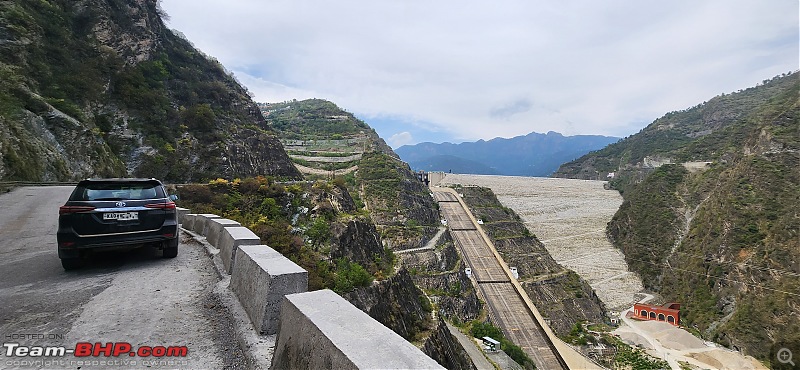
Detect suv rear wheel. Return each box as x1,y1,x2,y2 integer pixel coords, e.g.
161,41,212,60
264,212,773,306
61,258,82,270
162,237,178,258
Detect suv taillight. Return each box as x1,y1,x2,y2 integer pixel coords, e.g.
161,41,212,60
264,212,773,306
59,205,96,215
145,201,176,210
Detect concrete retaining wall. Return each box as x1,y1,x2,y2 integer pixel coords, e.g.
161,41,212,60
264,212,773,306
205,218,242,247
219,226,261,273
231,245,307,335
271,290,444,370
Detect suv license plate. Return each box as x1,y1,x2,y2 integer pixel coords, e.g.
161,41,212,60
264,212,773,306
103,212,138,221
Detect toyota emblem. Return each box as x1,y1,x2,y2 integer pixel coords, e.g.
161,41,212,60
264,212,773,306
115,201,126,207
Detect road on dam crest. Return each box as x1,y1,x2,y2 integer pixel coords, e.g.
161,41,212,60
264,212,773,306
0,186,242,369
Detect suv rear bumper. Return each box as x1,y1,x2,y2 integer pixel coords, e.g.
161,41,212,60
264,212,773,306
57,223,178,258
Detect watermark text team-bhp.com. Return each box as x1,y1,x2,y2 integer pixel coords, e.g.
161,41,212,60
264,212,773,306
3,342,189,368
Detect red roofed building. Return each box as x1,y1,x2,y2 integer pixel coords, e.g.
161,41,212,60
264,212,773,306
633,302,681,326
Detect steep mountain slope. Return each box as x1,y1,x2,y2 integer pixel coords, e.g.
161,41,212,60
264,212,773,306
396,131,619,176
261,98,484,352
262,99,440,252
0,0,299,182
554,72,799,360
260,99,374,140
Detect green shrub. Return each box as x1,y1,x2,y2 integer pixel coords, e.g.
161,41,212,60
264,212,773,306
470,321,503,340
333,259,373,293
306,217,331,249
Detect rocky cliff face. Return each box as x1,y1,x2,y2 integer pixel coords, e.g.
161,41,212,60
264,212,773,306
0,107,126,181
400,231,483,324
412,266,482,324
315,183,357,214
344,269,432,341
0,0,299,182
423,319,478,370
330,218,390,271
401,232,459,272
522,271,607,335
357,151,441,251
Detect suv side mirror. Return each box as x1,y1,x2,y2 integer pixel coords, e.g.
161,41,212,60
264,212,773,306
169,194,179,201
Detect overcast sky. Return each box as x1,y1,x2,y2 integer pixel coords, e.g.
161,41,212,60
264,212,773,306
160,1,798,147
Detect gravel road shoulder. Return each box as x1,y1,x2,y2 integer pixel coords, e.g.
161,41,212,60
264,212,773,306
64,233,245,369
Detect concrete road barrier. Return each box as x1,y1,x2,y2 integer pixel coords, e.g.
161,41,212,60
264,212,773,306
230,245,307,335
182,213,199,230
191,214,222,235
218,226,262,273
271,290,444,370
176,207,190,224
179,208,440,368
206,218,242,247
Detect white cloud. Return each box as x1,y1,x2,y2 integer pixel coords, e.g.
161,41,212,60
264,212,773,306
161,0,799,141
234,72,318,104
387,132,414,149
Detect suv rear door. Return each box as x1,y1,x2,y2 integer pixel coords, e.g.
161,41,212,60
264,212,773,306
65,180,168,236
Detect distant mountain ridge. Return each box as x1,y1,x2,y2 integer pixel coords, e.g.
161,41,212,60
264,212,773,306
396,131,619,176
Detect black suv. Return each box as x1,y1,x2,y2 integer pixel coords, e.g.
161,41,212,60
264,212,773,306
57,178,179,270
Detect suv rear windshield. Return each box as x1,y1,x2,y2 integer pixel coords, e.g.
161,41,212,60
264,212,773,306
69,182,165,201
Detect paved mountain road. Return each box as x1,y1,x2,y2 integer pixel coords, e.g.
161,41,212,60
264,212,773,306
0,186,241,369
